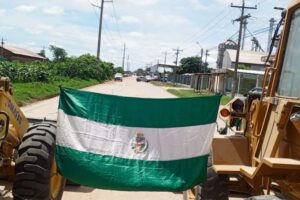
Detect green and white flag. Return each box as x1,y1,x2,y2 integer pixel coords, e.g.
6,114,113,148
56,88,221,191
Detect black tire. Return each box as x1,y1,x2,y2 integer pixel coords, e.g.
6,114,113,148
196,156,229,200
13,123,65,200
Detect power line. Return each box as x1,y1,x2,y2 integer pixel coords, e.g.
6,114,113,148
181,10,233,49
111,1,124,41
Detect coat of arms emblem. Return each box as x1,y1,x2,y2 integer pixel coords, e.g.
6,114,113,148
131,132,148,153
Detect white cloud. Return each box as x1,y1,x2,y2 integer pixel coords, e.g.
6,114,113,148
43,6,64,15
128,32,143,37
188,0,208,10
122,0,159,6
24,24,54,35
15,5,37,12
119,16,141,24
0,9,5,16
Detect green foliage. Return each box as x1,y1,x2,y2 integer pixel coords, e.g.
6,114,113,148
178,56,210,74
13,78,99,106
167,89,231,105
38,49,46,58
238,64,251,70
0,54,115,83
49,45,68,61
114,67,124,74
135,68,145,75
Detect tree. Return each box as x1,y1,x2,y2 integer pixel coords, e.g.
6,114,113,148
135,68,145,75
178,56,210,74
114,67,124,74
49,45,67,61
38,49,46,58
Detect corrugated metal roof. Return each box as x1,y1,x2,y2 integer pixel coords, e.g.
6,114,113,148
2,44,45,59
226,49,269,66
227,68,265,75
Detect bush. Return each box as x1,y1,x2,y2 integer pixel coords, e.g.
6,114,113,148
0,54,116,83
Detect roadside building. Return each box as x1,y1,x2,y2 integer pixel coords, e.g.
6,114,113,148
214,49,270,95
150,64,175,74
0,44,45,62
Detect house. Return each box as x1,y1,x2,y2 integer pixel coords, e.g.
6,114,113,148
222,49,269,71
213,49,270,95
0,44,45,62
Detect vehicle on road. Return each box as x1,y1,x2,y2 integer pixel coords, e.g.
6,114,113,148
186,1,300,199
145,75,152,82
244,87,262,97
160,77,168,82
114,73,123,82
0,77,65,199
136,76,146,82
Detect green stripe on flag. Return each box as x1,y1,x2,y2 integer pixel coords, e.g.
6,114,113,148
59,88,221,128
56,146,208,192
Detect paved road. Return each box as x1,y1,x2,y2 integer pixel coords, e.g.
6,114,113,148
21,77,176,120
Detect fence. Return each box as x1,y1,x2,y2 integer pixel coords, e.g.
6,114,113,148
191,74,214,92
168,74,193,86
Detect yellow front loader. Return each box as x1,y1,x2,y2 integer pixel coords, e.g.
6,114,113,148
187,0,300,199
0,78,65,199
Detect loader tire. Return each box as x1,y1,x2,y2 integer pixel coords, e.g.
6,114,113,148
196,156,229,200
13,123,65,200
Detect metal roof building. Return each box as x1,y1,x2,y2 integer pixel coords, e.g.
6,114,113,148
223,49,270,71
0,44,45,62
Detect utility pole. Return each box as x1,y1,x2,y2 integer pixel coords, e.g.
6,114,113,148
204,50,210,65
231,0,257,98
127,55,130,72
162,52,168,77
267,18,276,53
92,0,112,60
1,38,4,57
241,18,248,50
173,48,183,78
200,48,204,63
163,52,168,65
122,43,126,71
173,47,183,66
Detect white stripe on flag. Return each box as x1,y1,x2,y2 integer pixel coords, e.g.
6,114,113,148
57,110,215,161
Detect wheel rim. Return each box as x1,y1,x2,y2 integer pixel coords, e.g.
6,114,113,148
50,159,64,199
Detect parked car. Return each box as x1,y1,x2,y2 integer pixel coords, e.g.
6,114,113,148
245,87,262,97
145,75,152,82
136,76,146,82
160,77,168,82
152,75,160,81
114,73,123,82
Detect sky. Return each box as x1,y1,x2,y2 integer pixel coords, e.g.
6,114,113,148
0,0,289,70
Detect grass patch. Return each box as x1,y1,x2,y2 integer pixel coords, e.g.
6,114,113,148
167,89,231,105
151,81,186,88
13,78,100,106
